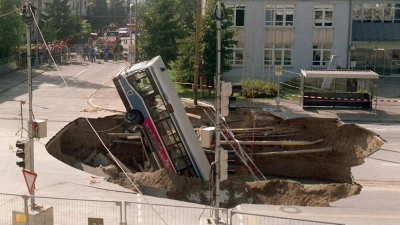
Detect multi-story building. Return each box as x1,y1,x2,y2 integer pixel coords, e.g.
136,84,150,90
223,0,400,82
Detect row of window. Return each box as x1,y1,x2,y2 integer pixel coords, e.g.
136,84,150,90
229,44,332,67
353,3,400,23
229,2,400,27
228,4,333,27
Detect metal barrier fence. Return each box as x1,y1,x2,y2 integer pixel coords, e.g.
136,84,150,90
126,200,228,225
230,210,345,225
0,193,345,225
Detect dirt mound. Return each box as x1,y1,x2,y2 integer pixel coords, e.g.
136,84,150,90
114,169,362,208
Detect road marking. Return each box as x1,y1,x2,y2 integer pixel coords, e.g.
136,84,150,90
57,69,87,86
68,69,87,81
382,162,400,166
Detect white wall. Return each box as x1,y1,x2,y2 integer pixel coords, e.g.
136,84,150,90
223,0,352,82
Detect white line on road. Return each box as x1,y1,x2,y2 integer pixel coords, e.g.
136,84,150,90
382,162,400,166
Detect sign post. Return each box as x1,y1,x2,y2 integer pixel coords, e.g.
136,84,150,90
275,66,282,106
22,169,37,194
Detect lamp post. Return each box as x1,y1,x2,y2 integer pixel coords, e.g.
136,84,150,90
130,4,133,45
133,0,137,64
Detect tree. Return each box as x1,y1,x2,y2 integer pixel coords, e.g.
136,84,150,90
175,0,237,85
80,20,92,38
0,0,24,58
87,0,109,32
136,0,186,68
42,0,78,40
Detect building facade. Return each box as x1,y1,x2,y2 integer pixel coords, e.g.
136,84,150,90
223,0,400,82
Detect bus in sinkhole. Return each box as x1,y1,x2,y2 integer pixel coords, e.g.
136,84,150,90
113,56,210,180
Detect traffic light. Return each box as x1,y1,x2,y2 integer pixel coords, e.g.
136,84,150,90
16,139,31,171
220,82,236,117
219,147,235,181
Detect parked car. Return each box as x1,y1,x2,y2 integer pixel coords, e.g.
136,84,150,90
118,28,129,37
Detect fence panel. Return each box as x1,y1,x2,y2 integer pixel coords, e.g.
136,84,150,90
230,210,344,225
126,199,228,225
33,196,122,225
0,193,26,225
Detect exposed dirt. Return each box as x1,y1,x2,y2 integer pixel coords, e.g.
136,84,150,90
46,106,385,208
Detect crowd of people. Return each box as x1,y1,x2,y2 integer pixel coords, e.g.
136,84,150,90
25,34,125,67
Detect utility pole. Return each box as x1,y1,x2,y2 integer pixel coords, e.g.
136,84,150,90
214,0,222,222
21,0,36,208
133,0,138,64
193,0,200,106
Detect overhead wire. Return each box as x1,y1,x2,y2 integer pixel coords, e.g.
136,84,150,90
28,5,70,90
85,118,168,225
0,8,19,18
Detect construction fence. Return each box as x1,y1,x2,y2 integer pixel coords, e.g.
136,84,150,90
0,192,345,225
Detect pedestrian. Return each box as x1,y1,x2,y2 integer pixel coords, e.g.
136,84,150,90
118,44,123,60
88,37,93,46
60,41,67,63
112,45,119,61
103,46,109,62
66,36,73,59
82,44,89,61
39,42,46,64
53,43,60,64
81,36,86,46
89,45,95,63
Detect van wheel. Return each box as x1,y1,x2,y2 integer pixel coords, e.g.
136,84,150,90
124,109,144,125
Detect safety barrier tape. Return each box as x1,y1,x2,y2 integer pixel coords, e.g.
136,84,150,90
303,95,371,102
373,99,400,103
172,81,214,88
173,81,399,104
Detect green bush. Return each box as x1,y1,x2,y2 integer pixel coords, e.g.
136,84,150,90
240,78,278,98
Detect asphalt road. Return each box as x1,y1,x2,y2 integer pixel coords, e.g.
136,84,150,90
1,57,400,224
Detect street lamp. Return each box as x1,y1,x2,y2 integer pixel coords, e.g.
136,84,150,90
113,0,123,24
130,4,133,45
133,0,137,64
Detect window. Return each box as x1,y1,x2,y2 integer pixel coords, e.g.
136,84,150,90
229,46,244,65
312,44,332,66
266,5,294,26
315,5,333,27
227,4,245,26
352,3,400,23
264,44,292,66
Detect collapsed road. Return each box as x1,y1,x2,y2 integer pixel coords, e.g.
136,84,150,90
45,106,384,208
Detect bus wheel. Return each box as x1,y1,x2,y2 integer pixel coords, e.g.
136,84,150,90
125,109,144,125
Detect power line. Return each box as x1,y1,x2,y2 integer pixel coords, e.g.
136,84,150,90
0,8,19,18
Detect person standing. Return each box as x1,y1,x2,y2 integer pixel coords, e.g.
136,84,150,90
103,46,109,62
118,44,124,60
88,37,93,46
39,42,46,64
82,44,89,61
89,45,95,63
112,45,119,61
66,36,73,59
